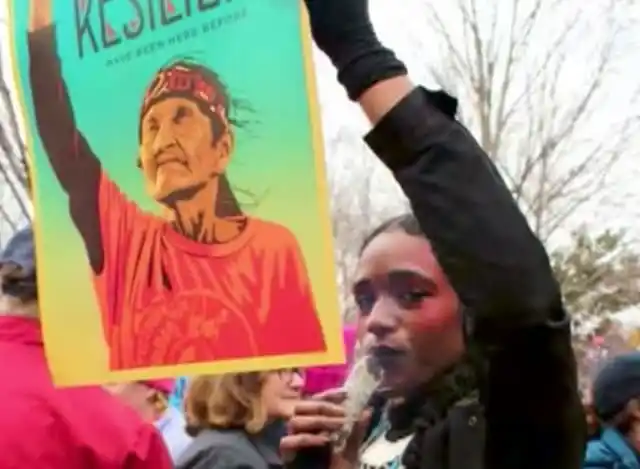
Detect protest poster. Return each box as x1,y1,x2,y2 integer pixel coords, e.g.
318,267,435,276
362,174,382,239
8,0,343,385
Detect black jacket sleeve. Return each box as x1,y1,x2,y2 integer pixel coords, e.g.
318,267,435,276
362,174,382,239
365,88,561,335
364,87,585,469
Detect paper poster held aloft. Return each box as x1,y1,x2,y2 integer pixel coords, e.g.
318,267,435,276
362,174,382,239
9,0,343,385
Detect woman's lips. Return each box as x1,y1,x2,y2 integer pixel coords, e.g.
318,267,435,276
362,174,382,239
369,346,407,374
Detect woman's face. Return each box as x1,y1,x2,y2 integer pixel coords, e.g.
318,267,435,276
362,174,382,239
261,369,304,420
353,230,465,396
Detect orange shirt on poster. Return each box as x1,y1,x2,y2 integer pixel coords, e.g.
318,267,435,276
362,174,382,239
92,174,326,370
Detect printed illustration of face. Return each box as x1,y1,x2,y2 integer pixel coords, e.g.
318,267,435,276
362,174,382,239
353,230,465,396
262,369,304,420
139,97,232,203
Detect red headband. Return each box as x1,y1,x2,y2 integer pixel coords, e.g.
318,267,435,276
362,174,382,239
140,65,226,120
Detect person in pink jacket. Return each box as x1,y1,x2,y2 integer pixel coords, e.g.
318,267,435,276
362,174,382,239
0,226,173,469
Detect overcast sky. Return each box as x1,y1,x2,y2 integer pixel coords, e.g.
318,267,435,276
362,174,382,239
0,0,639,248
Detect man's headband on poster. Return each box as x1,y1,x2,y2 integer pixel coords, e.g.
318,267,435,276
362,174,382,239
140,64,227,123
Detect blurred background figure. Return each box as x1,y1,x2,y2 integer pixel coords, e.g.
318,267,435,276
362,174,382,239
177,368,304,469
303,325,356,396
0,226,172,469
106,379,192,462
581,388,602,442
171,376,190,409
583,352,640,468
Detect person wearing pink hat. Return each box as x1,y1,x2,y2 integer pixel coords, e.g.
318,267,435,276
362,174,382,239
106,379,192,462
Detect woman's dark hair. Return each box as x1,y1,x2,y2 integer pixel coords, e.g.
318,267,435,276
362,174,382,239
360,213,424,255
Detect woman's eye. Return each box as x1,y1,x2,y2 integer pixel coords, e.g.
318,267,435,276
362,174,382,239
354,292,376,315
396,290,429,306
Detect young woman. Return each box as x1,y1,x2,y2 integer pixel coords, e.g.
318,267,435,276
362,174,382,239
584,352,640,468
176,369,304,469
105,379,192,462
281,1,585,468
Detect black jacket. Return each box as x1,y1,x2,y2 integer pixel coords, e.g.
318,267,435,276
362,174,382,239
359,87,585,469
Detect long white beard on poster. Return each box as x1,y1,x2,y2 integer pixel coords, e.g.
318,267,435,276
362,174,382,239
333,354,382,453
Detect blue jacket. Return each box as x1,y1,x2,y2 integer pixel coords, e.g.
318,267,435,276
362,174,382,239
584,428,639,469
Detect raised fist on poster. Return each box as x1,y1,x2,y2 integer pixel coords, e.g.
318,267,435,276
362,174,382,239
28,0,52,32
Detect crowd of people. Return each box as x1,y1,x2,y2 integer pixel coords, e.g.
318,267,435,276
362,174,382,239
0,0,638,468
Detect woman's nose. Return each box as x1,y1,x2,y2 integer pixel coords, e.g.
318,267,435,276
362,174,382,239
365,297,399,340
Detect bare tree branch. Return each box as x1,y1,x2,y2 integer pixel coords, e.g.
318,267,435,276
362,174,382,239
420,0,639,240
326,128,407,320
0,24,31,236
